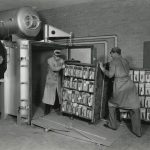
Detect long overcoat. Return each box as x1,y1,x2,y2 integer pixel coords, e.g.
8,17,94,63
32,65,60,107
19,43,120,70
42,56,64,105
105,56,140,109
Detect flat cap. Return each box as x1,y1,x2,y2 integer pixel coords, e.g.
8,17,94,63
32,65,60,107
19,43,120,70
110,47,121,55
54,50,61,56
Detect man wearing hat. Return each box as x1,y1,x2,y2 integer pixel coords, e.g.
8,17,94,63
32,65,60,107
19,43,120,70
99,47,142,137
42,49,65,114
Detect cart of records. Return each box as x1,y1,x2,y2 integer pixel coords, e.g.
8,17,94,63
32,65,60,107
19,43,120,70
120,69,150,121
61,61,107,123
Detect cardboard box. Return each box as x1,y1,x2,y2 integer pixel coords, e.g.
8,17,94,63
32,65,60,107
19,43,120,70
129,70,134,81
66,102,72,113
64,65,69,76
76,105,82,116
72,103,78,114
69,65,75,76
134,70,139,82
82,80,89,92
62,88,68,100
88,94,94,107
72,78,78,89
145,71,150,82
89,81,94,93
139,96,145,107
138,83,145,95
89,67,95,80
63,77,70,88
82,92,90,105
139,70,145,82
145,83,150,95
75,66,83,78
69,77,73,88
77,92,82,103
145,97,150,108
81,106,87,117
140,108,146,120
146,108,150,121
82,67,89,79
77,79,83,91
61,101,67,112
71,90,77,102
68,90,72,101
87,109,92,119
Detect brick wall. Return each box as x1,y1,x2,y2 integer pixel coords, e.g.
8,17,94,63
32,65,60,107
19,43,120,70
39,0,150,68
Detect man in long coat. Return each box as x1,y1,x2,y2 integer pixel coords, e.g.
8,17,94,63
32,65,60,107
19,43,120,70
99,47,142,137
42,50,65,114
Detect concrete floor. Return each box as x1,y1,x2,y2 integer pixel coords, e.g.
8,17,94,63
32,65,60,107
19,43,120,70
0,115,150,150
106,121,150,150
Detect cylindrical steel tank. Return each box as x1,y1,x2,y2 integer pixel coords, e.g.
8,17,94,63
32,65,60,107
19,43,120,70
0,7,41,39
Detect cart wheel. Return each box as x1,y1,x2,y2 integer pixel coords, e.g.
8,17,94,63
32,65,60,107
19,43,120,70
88,121,92,125
91,118,95,124
44,128,49,132
70,116,74,120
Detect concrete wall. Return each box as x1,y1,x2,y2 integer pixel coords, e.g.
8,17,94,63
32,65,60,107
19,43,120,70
39,0,150,68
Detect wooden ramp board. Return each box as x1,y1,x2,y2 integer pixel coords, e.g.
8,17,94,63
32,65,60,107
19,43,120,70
31,112,126,147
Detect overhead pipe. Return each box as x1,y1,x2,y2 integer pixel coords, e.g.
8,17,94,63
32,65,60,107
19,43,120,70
54,35,117,54
56,35,117,48
72,35,118,47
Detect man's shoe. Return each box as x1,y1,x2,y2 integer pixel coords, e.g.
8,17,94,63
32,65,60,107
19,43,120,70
103,124,117,130
131,131,142,138
54,108,60,112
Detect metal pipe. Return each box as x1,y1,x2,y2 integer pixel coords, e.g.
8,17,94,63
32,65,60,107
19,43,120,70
55,35,117,51
73,35,118,47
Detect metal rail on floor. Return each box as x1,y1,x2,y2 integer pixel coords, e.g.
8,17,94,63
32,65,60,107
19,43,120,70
31,116,108,150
